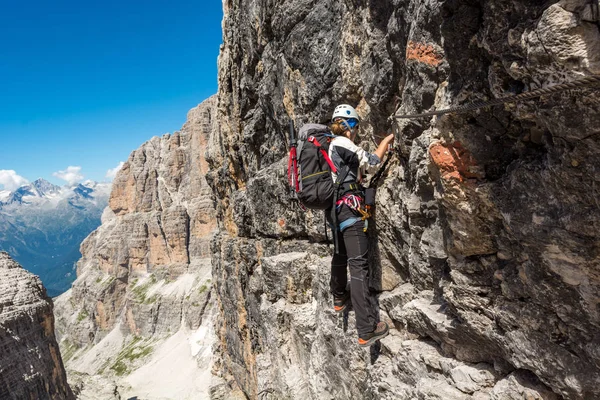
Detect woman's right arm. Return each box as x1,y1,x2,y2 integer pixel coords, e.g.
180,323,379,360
373,134,395,161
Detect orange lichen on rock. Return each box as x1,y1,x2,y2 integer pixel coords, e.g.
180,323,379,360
406,41,444,67
429,141,483,182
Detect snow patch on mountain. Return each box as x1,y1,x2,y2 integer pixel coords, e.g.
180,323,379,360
0,179,111,209
0,178,111,296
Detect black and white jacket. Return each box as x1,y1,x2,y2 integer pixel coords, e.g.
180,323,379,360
328,136,381,185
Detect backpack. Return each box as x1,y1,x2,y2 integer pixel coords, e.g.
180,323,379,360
288,124,337,209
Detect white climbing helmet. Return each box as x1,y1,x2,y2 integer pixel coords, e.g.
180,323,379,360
331,104,360,122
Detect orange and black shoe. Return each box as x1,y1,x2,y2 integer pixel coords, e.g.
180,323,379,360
358,321,389,347
333,292,350,313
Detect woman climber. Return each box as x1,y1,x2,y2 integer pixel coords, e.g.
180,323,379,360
327,103,395,347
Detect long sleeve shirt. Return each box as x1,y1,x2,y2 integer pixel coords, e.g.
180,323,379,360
328,136,381,184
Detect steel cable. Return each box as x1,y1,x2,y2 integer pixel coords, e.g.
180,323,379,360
392,75,600,120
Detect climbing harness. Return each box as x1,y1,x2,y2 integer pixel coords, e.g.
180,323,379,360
336,192,371,221
336,192,371,232
392,75,600,120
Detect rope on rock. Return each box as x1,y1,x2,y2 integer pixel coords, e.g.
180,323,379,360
391,75,600,120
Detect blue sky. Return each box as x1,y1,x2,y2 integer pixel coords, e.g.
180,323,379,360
0,0,223,190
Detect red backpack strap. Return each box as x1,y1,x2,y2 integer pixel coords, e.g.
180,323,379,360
308,136,337,173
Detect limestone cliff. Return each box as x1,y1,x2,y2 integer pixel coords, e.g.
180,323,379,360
208,0,600,399
0,252,73,400
55,97,219,399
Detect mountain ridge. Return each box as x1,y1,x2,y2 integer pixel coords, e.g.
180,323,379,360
0,178,110,296
1,178,111,207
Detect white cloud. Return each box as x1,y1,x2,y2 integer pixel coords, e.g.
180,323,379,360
105,161,125,180
53,166,84,185
0,170,29,191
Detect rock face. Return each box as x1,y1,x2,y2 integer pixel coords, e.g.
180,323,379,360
208,0,600,399
54,97,218,397
0,252,73,400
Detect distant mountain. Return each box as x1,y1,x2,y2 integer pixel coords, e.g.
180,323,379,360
0,179,110,297
3,179,61,205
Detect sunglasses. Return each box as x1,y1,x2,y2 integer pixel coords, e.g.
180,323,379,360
345,119,359,129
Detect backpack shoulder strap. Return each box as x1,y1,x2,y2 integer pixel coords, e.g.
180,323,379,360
307,136,337,173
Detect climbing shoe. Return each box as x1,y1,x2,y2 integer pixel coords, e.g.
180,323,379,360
358,321,389,347
333,292,350,313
